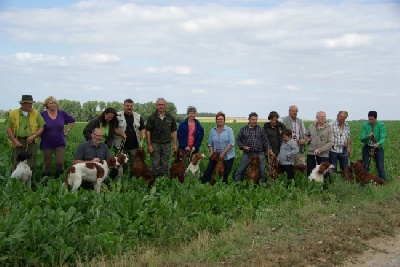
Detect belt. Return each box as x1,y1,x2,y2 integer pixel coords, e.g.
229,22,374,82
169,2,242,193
17,136,28,139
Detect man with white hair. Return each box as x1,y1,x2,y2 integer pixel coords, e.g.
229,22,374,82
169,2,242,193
280,105,306,165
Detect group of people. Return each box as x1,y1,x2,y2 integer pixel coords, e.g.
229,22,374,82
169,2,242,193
5,95,387,188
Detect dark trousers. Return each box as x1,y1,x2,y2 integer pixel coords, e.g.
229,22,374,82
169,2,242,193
201,157,234,184
280,164,295,180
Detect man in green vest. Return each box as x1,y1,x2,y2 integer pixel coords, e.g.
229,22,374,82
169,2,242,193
5,95,46,175
280,105,306,165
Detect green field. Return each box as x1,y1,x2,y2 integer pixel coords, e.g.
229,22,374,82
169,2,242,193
0,121,399,266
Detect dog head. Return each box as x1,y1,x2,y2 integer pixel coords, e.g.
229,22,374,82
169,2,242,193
351,161,365,173
248,154,261,167
135,147,146,159
317,162,334,174
191,153,205,165
16,151,32,162
105,157,119,168
209,152,221,161
175,149,185,162
116,153,129,165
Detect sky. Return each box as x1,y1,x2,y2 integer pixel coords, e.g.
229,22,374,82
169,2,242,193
0,0,399,120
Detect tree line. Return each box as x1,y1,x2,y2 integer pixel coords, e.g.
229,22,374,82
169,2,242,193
0,100,217,122
0,100,177,122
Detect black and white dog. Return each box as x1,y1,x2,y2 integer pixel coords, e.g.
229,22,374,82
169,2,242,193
11,151,32,189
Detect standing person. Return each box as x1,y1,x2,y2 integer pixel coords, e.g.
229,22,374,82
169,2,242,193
5,95,45,175
73,128,111,164
113,99,146,169
264,111,286,156
234,112,272,183
83,107,123,148
40,96,75,178
305,111,333,177
177,106,204,157
201,111,235,184
277,129,299,180
146,98,177,178
329,111,351,173
280,105,307,165
360,111,387,181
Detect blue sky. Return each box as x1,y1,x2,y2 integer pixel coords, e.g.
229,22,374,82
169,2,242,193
1,0,399,120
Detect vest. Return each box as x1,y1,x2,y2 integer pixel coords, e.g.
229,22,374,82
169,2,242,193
8,108,39,147
113,111,142,148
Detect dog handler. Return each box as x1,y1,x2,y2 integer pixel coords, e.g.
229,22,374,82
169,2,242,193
5,95,45,175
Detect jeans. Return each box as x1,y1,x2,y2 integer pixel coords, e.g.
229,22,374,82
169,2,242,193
234,152,266,182
362,146,386,180
150,143,171,178
328,147,348,172
201,157,235,184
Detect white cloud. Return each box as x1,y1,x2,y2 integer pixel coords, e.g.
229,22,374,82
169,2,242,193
0,1,399,120
323,34,371,49
143,66,191,74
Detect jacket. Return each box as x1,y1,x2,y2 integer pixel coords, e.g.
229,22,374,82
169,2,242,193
177,118,204,153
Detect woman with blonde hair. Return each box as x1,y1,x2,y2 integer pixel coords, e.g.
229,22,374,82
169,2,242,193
40,96,75,178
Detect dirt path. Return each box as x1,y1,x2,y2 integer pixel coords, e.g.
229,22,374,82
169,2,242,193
345,231,400,267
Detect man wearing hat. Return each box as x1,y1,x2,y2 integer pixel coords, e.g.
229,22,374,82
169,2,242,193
5,95,46,174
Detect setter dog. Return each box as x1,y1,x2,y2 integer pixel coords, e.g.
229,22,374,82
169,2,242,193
131,147,155,188
308,162,334,183
267,152,279,181
351,161,386,185
170,149,186,183
246,154,261,186
209,152,224,185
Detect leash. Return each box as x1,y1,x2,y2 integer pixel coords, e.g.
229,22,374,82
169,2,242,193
185,150,193,168
115,138,126,156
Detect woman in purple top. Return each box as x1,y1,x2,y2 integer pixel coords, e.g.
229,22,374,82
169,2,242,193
40,96,75,178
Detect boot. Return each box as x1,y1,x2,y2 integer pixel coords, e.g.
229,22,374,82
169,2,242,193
54,170,64,178
42,172,51,177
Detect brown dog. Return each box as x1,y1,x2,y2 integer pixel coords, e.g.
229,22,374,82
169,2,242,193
246,154,261,186
209,152,224,185
267,152,279,181
131,147,155,188
351,161,386,185
170,149,186,183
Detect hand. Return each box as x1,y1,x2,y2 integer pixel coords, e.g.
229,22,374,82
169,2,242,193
147,145,153,154
13,140,22,148
244,146,250,152
92,158,101,163
27,135,35,144
299,138,305,145
314,148,320,155
373,143,379,149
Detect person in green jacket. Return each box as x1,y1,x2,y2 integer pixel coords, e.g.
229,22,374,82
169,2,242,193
360,111,387,181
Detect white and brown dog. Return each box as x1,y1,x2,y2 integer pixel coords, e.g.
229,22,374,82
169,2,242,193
11,151,32,189
64,157,119,192
185,153,205,179
308,162,334,183
109,153,129,179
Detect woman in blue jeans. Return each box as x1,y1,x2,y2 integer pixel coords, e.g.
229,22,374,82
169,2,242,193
201,112,235,184
360,111,387,180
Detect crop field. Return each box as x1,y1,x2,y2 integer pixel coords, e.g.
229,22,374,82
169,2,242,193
0,120,399,266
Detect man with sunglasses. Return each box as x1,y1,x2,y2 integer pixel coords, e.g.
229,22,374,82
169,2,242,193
73,128,111,164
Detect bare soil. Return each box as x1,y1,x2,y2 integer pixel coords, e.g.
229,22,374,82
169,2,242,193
345,230,400,267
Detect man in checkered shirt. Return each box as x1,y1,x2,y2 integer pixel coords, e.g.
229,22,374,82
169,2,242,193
329,111,352,172
234,112,272,183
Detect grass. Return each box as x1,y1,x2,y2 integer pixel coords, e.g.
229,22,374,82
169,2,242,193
1,121,399,266
77,177,400,267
